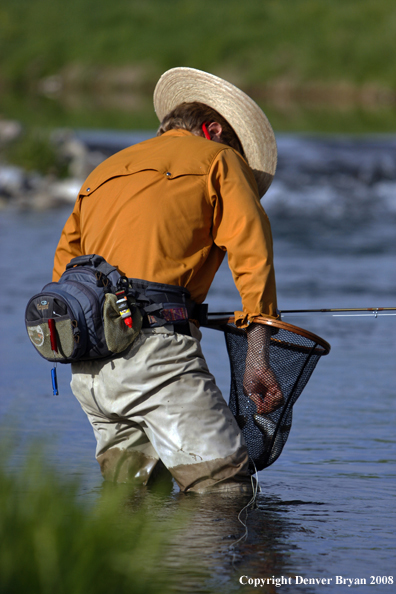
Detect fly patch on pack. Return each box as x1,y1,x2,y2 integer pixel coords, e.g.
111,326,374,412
26,296,77,360
223,319,330,472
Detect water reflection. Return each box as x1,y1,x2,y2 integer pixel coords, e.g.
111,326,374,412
88,444,337,593
98,478,326,593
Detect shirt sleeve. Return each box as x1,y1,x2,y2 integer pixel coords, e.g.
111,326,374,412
52,198,83,281
208,148,278,327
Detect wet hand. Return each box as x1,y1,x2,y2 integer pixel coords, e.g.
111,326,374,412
243,366,284,414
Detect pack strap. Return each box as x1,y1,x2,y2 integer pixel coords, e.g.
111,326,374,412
66,254,119,278
126,277,208,328
144,302,190,327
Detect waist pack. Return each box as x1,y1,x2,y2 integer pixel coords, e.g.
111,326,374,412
25,254,206,365
25,254,143,364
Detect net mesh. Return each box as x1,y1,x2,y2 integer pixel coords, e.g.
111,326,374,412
222,319,330,472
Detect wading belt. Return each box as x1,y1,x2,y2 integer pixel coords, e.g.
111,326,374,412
126,277,208,336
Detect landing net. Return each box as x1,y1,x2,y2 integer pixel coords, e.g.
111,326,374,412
206,316,330,473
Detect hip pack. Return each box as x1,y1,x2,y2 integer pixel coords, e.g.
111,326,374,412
25,254,142,364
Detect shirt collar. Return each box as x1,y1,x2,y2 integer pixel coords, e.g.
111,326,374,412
162,129,195,139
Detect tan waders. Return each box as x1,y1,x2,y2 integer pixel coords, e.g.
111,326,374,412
71,323,252,493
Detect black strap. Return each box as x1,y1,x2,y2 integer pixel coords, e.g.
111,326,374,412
190,303,208,325
66,254,119,277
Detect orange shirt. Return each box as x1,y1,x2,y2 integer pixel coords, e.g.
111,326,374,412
53,129,277,326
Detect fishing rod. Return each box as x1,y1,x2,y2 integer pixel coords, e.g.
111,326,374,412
279,307,396,318
208,307,396,318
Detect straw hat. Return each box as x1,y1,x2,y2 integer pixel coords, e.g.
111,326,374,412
153,67,277,197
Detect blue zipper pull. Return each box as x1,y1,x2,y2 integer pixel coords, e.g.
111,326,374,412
51,366,59,396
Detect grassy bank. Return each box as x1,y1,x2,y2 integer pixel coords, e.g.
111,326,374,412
1,0,395,89
0,0,395,132
0,446,187,594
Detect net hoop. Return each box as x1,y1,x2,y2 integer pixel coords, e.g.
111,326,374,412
205,315,331,355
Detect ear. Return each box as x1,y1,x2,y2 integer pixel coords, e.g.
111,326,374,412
207,122,223,142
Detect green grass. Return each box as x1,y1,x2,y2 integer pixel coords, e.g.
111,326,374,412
1,0,395,88
0,445,186,594
0,0,395,132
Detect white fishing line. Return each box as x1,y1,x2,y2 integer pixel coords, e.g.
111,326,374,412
229,460,259,555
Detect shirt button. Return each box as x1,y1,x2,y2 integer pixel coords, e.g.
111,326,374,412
166,172,171,177
86,187,91,192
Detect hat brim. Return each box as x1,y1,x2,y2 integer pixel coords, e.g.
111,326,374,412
153,67,277,197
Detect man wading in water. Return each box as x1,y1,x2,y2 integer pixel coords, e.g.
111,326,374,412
53,67,283,494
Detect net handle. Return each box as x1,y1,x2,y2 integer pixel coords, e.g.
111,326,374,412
203,315,331,355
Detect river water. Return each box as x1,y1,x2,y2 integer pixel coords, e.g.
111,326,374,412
1,133,395,593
